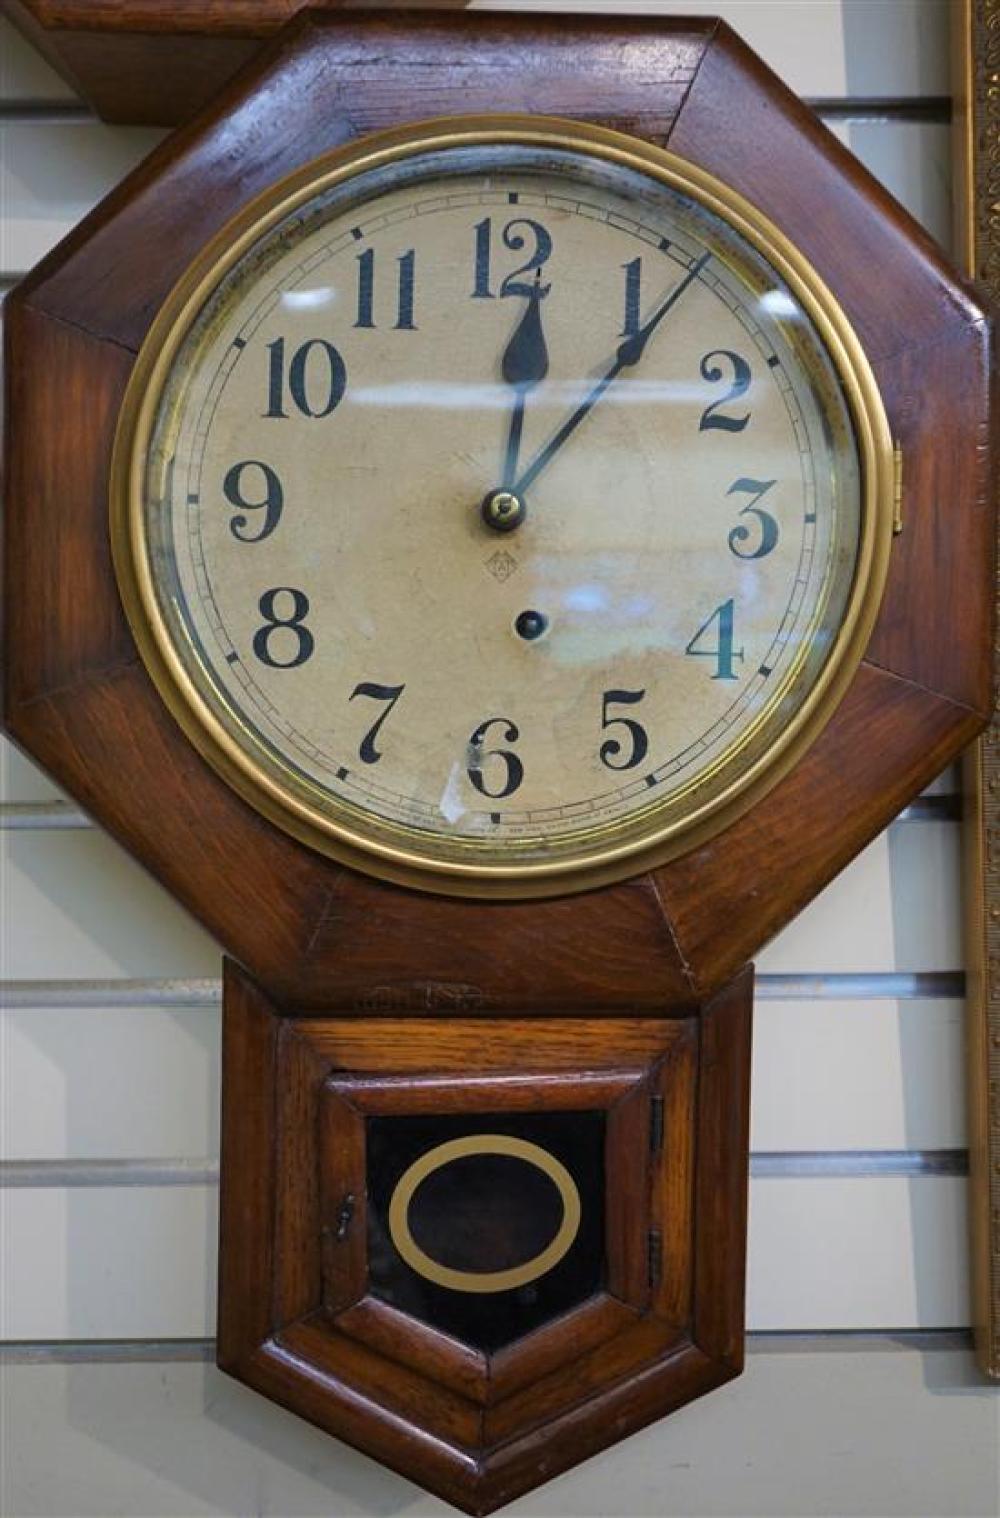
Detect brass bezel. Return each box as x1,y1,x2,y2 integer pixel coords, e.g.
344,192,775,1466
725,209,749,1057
111,115,896,899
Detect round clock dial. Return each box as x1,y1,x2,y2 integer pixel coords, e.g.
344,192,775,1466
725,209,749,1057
113,118,893,895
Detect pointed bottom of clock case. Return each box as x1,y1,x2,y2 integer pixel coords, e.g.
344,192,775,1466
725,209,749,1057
215,960,752,1512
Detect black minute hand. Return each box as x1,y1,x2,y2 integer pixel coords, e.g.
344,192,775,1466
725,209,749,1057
514,251,711,497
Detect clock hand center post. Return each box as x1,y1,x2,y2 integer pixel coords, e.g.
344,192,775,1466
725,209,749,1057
481,268,549,534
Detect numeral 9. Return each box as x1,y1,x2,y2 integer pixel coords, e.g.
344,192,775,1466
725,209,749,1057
224,460,283,543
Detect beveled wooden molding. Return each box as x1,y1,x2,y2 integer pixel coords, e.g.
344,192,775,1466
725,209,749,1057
955,0,1000,1383
217,960,751,1513
0,0,474,124
4,12,993,1015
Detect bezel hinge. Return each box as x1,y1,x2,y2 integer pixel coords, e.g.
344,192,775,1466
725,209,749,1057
650,1095,664,1154
892,441,904,535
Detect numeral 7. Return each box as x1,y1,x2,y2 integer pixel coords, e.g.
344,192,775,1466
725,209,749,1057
349,682,406,764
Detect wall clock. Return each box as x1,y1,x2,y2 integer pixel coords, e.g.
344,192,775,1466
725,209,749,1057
2,9,994,1514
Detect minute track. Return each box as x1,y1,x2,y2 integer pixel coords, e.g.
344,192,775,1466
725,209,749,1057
134,129,866,883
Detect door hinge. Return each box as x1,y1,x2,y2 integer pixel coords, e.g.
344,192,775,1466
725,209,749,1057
647,1228,662,1289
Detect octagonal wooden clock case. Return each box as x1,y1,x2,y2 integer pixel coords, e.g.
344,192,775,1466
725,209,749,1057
2,8,995,1513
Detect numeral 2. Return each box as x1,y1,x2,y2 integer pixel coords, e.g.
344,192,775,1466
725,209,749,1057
699,350,751,433
355,248,417,331
685,599,744,680
472,218,552,300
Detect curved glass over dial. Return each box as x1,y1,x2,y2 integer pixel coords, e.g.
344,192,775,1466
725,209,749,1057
113,119,893,896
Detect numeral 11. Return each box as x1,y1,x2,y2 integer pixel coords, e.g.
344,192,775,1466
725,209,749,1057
355,248,417,331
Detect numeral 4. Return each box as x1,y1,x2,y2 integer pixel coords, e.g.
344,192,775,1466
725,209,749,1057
685,599,744,680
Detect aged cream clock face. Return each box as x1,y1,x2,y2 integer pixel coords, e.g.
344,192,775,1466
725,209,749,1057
114,119,892,894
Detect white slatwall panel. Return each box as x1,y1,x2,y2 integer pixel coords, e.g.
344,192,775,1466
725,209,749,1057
0,120,953,279
0,18,72,102
0,822,962,981
1,831,219,980
470,1,952,98
0,995,966,1162
0,3,954,108
3,5,995,1516
0,1176,969,1338
0,121,165,272
2,1347,995,1518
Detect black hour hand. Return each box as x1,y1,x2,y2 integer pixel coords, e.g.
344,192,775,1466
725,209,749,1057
502,269,550,387
500,270,550,487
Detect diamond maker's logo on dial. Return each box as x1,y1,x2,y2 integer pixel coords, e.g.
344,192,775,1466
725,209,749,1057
486,548,519,582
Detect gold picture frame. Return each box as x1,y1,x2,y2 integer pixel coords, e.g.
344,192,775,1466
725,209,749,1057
955,0,1000,1381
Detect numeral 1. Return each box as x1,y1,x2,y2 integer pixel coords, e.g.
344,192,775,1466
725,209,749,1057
354,248,417,330
685,599,744,680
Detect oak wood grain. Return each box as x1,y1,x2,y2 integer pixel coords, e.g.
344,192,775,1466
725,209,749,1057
481,1318,683,1448
866,319,996,709
605,1079,652,1311
279,1315,484,1449
0,2,474,123
335,1296,491,1405
318,1089,367,1318
215,965,747,1511
15,9,712,346
692,970,753,1368
5,9,991,1015
216,962,278,1369
3,9,993,1506
652,1029,699,1326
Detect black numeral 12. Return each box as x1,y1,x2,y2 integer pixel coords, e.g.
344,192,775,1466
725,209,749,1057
472,218,552,300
